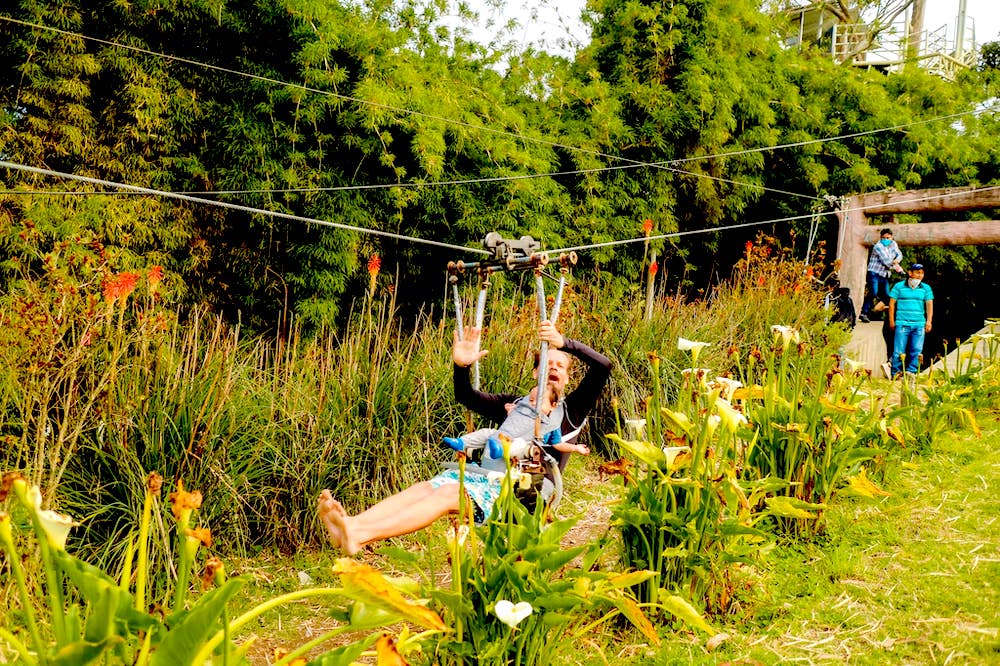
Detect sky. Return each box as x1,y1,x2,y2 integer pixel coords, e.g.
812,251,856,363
448,0,1000,57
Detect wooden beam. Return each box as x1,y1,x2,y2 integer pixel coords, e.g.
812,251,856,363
856,186,1000,215
859,221,1000,246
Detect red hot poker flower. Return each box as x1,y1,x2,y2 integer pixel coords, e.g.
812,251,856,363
649,259,659,276
367,255,381,277
103,272,140,302
642,219,653,236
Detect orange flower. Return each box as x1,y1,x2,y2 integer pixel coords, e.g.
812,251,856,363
745,241,753,254
148,265,163,294
187,526,213,548
103,272,140,302
168,479,202,524
367,255,381,296
649,259,658,276
642,219,653,236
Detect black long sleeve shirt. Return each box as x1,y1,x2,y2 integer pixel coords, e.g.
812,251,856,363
453,337,612,472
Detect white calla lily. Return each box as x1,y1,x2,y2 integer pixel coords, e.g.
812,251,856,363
663,445,692,467
494,599,533,628
37,509,79,551
713,377,743,401
624,418,647,438
770,325,800,348
680,368,713,384
841,357,865,374
447,524,469,550
677,338,711,364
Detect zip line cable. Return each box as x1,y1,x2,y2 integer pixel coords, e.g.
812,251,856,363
5,16,990,203
0,160,491,256
546,184,1000,255
6,156,995,261
0,161,815,201
0,17,820,203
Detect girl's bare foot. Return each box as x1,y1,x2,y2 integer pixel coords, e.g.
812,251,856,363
317,490,361,555
327,499,361,555
317,489,345,549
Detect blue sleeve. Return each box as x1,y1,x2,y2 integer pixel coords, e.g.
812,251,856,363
923,284,934,300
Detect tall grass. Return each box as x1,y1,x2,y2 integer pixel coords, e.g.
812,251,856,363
0,236,842,567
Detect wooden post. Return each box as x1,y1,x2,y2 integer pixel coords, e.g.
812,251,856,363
836,186,1000,317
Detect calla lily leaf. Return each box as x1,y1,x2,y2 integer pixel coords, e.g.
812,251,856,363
333,559,446,631
606,433,664,468
660,594,716,636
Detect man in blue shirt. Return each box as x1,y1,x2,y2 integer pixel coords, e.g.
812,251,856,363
860,228,904,323
888,263,934,377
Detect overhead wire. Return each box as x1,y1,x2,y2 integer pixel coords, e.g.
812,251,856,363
1,17,993,204
6,157,995,261
0,160,491,256
8,14,980,205
547,184,1000,255
1,16,996,259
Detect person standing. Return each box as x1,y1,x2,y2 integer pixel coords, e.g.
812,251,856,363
860,228,904,323
888,263,934,377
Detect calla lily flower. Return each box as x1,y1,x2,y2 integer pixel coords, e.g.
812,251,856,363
715,398,748,432
494,599,533,628
704,414,721,439
663,445,692,467
713,377,743,401
447,524,469,550
770,325,800,349
680,368,713,385
677,338,711,364
38,509,79,550
169,480,203,525
841,357,865,374
10,479,79,550
624,418,647,438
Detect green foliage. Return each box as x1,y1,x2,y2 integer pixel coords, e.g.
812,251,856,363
421,461,661,665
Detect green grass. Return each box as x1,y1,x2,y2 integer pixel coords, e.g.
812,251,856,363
648,416,1000,665
223,416,1000,665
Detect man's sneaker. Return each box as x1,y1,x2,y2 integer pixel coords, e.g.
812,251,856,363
859,314,870,323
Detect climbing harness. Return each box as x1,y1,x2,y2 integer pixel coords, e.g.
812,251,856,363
446,233,578,512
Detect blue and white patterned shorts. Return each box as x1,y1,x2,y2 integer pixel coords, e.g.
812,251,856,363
429,469,501,524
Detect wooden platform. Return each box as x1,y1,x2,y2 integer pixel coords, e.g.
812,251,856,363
846,319,999,377
845,321,890,376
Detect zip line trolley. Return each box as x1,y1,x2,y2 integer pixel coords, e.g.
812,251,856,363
444,233,577,513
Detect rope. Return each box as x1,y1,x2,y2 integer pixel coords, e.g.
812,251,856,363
0,160,490,256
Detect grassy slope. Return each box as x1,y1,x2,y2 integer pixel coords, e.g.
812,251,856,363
643,416,1000,665
229,415,999,665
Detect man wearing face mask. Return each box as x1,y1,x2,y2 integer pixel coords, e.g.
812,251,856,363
888,263,934,377
859,228,904,323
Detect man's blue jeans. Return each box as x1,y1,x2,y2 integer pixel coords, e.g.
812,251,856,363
892,324,925,375
861,271,890,317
